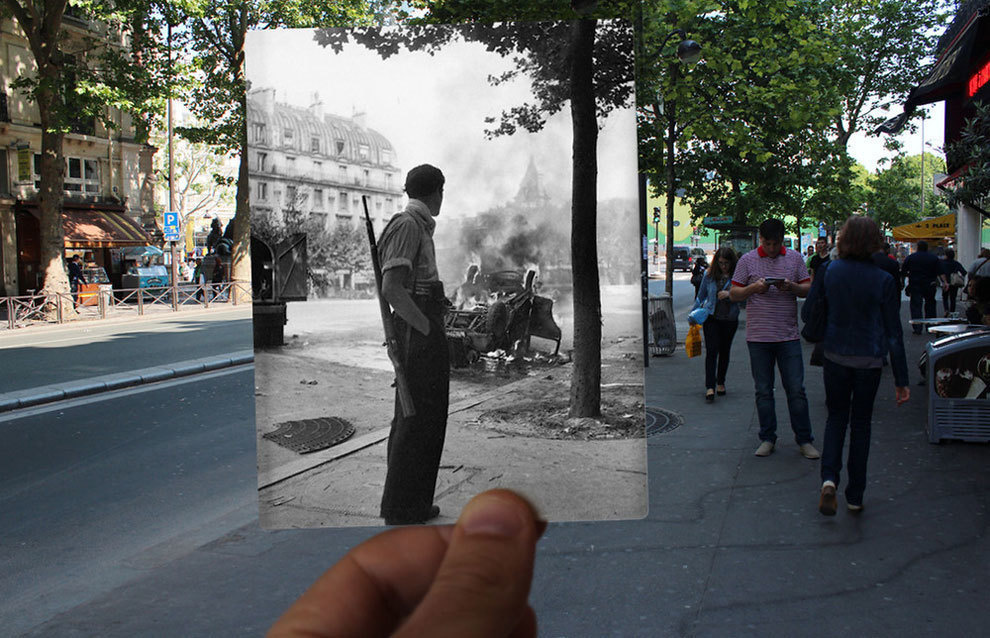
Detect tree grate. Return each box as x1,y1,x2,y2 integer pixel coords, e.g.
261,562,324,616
263,417,355,454
646,407,683,437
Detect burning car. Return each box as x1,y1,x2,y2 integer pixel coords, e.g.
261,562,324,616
445,267,563,368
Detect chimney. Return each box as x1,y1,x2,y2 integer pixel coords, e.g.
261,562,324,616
252,87,276,119
309,91,323,119
352,110,367,129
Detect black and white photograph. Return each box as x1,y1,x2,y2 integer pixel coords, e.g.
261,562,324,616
245,21,646,528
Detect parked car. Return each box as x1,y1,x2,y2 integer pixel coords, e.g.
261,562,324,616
670,246,693,272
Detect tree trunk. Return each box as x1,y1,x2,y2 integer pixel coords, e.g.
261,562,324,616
232,108,251,303
230,12,251,304
568,18,601,419
37,80,71,304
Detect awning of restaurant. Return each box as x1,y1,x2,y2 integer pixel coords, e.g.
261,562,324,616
62,205,152,249
890,213,956,242
874,7,987,136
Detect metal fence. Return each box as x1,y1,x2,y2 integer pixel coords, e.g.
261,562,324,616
0,281,251,331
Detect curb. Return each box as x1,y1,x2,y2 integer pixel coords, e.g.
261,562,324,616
0,350,255,414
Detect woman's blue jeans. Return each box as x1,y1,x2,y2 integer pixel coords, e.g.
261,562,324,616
820,358,882,506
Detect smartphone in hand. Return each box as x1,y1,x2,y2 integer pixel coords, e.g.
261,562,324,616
764,277,784,286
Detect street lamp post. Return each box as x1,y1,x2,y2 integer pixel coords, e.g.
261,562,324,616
656,30,701,296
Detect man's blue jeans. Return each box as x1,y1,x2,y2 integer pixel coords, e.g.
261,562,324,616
820,358,882,506
747,340,814,445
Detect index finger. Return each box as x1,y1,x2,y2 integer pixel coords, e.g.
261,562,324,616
268,525,454,638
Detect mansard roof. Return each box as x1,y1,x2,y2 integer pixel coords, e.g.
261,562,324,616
247,93,397,168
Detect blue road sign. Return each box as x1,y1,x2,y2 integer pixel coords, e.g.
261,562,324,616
163,211,180,241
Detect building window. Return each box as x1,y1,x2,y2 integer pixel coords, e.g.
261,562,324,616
252,122,267,144
339,191,348,212
327,192,336,209
363,169,370,186
385,197,393,211
381,149,391,165
283,127,294,146
313,189,323,210
338,165,347,183
258,182,268,200
286,184,297,205
285,156,297,176
64,157,99,194
313,160,322,177
385,173,393,189
0,149,7,195
358,144,370,161
335,140,345,155
256,152,268,172
311,137,320,153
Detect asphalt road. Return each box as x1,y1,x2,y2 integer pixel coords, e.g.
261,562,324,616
0,308,252,393
0,366,257,636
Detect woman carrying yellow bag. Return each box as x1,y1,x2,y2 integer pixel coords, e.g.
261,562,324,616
689,247,742,402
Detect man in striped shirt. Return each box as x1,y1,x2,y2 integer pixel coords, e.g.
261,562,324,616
729,219,820,459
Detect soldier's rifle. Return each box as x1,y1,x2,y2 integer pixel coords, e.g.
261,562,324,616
363,196,416,417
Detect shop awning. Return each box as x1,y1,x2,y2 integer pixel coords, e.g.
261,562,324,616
63,207,152,248
875,8,987,136
890,213,956,242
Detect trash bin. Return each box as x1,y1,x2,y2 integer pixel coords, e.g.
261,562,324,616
924,330,990,443
648,293,676,356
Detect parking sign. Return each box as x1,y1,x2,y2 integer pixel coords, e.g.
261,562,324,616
163,211,180,241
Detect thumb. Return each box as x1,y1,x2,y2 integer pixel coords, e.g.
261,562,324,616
394,490,544,638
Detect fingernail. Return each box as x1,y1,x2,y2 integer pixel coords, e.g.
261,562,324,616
459,494,526,538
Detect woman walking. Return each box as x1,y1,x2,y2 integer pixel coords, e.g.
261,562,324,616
939,248,967,316
804,216,910,516
691,246,741,402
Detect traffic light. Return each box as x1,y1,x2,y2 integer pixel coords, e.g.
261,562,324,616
653,207,661,224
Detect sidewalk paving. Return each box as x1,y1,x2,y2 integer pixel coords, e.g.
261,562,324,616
257,337,648,528
615,299,990,636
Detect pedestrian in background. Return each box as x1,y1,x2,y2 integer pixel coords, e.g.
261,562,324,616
939,248,967,317
806,216,910,516
692,246,741,402
900,240,940,334
67,254,86,306
806,237,830,279
729,218,819,459
690,253,708,299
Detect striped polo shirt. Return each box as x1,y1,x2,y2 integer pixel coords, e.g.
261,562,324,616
732,246,811,343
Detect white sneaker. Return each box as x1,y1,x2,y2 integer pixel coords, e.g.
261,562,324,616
799,443,821,459
754,441,775,456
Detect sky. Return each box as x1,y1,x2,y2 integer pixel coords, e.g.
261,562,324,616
847,101,946,175
244,27,639,219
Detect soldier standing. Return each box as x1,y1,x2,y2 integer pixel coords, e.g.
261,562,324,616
378,164,450,525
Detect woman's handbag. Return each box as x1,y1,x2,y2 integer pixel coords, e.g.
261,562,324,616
950,271,965,288
688,306,710,325
801,263,828,343
686,323,702,358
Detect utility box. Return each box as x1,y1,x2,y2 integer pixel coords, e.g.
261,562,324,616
924,331,990,443
252,234,307,347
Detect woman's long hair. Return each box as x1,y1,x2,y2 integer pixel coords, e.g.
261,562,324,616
708,246,738,281
837,216,881,261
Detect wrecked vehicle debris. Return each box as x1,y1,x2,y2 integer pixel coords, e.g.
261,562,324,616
445,268,563,368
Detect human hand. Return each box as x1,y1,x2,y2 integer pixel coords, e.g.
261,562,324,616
268,490,545,638
753,279,770,294
717,290,730,300
895,386,910,405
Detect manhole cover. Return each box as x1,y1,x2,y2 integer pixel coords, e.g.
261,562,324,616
263,417,355,454
646,407,683,437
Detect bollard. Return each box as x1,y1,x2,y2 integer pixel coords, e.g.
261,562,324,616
137,288,144,316
98,288,107,319
56,294,63,324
